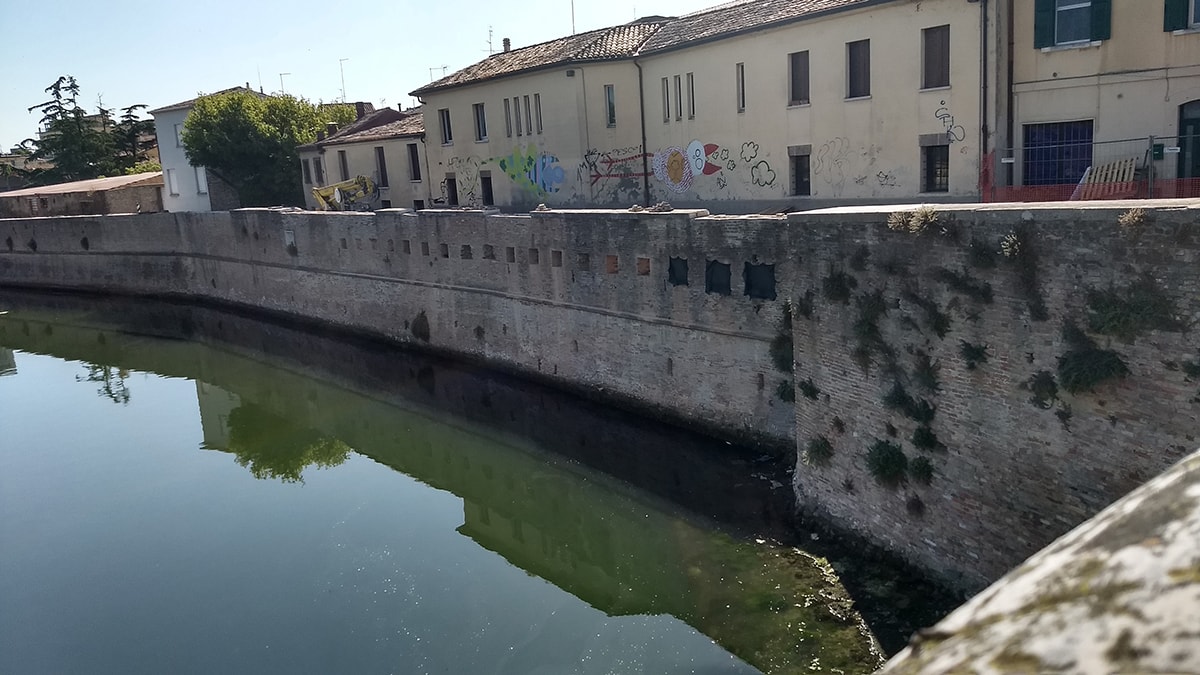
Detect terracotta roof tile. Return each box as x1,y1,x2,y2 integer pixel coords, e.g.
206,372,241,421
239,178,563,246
643,0,872,52
410,0,878,95
411,21,666,95
299,108,425,149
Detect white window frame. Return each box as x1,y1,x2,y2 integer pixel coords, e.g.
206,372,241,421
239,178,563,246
674,75,682,121
604,84,616,127
1192,0,1200,26
174,123,183,147
438,108,453,145
661,77,670,122
686,72,695,119
473,102,488,142
166,168,179,195
194,166,208,194
735,63,746,113
1055,0,1092,45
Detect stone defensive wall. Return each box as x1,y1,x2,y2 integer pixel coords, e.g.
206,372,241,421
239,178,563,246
3,201,1199,592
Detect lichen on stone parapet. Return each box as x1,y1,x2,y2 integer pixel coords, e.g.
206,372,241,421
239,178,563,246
877,450,1200,674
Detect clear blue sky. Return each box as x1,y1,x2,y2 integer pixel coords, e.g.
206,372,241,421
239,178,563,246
0,0,720,151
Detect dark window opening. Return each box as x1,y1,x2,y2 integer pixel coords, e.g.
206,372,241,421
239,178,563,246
705,260,732,295
461,244,473,259
551,250,563,267
380,199,392,208
483,244,496,260
668,257,689,286
407,143,422,181
506,246,516,263
1022,120,1094,186
847,39,871,98
413,199,425,210
922,145,950,192
577,253,591,270
338,150,349,181
922,25,950,89
791,155,811,196
789,51,810,105
528,248,540,265
637,257,651,276
445,176,459,205
481,174,494,206
743,262,777,300
302,158,312,184
439,243,449,258
374,146,389,187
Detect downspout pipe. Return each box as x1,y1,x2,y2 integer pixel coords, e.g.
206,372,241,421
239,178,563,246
634,57,651,207
979,0,990,200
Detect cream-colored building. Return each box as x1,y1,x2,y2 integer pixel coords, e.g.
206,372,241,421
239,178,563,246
411,24,662,209
1001,0,1200,198
412,0,994,211
297,107,428,210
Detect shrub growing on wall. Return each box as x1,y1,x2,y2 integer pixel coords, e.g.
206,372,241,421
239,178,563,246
1057,322,1129,393
866,440,908,487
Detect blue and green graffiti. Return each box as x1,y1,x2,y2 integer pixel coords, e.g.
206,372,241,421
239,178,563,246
497,144,565,195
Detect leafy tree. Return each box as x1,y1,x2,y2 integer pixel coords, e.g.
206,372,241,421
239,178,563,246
225,402,350,483
112,104,157,172
124,160,161,175
24,76,120,183
19,76,154,186
182,92,359,206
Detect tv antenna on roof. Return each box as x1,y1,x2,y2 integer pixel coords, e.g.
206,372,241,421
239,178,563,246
485,25,494,54
572,0,576,34
428,66,447,82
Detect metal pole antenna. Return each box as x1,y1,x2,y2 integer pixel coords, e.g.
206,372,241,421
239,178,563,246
571,0,576,34
279,72,290,94
339,58,349,102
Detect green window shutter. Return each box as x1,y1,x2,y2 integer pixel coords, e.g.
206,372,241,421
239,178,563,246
1166,0,1190,31
1034,0,1056,48
1091,0,1112,41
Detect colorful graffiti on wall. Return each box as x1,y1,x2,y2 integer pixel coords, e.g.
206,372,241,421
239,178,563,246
652,140,722,193
497,144,565,195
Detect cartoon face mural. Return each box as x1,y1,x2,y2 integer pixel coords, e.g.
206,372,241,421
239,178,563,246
654,141,720,193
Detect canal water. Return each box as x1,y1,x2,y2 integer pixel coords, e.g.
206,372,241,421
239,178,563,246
0,290,955,674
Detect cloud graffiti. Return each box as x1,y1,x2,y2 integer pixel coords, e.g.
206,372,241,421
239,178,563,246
750,160,776,187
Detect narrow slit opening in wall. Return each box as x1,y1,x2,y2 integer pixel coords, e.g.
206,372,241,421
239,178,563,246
743,262,777,300
528,248,540,265
483,244,496,260
705,260,732,295
551,250,563,267
340,238,348,249
605,255,619,274
402,239,412,254
439,243,449,258
637,257,651,276
506,246,516,263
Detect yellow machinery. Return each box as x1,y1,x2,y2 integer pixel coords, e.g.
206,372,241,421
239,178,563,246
312,175,378,211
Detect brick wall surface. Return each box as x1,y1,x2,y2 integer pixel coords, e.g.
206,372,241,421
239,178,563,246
786,203,1200,590
3,202,1197,590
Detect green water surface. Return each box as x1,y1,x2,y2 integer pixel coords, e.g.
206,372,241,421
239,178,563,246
0,296,883,675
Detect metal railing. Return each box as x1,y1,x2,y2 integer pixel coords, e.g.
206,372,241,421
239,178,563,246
981,135,1200,203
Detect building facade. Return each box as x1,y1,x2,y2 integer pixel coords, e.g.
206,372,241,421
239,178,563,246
999,0,1200,199
297,107,428,210
149,86,259,213
412,0,994,211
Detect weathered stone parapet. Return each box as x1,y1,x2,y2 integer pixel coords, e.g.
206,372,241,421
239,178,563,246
879,447,1200,673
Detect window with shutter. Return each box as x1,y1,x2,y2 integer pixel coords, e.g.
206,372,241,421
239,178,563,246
1166,0,1190,30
